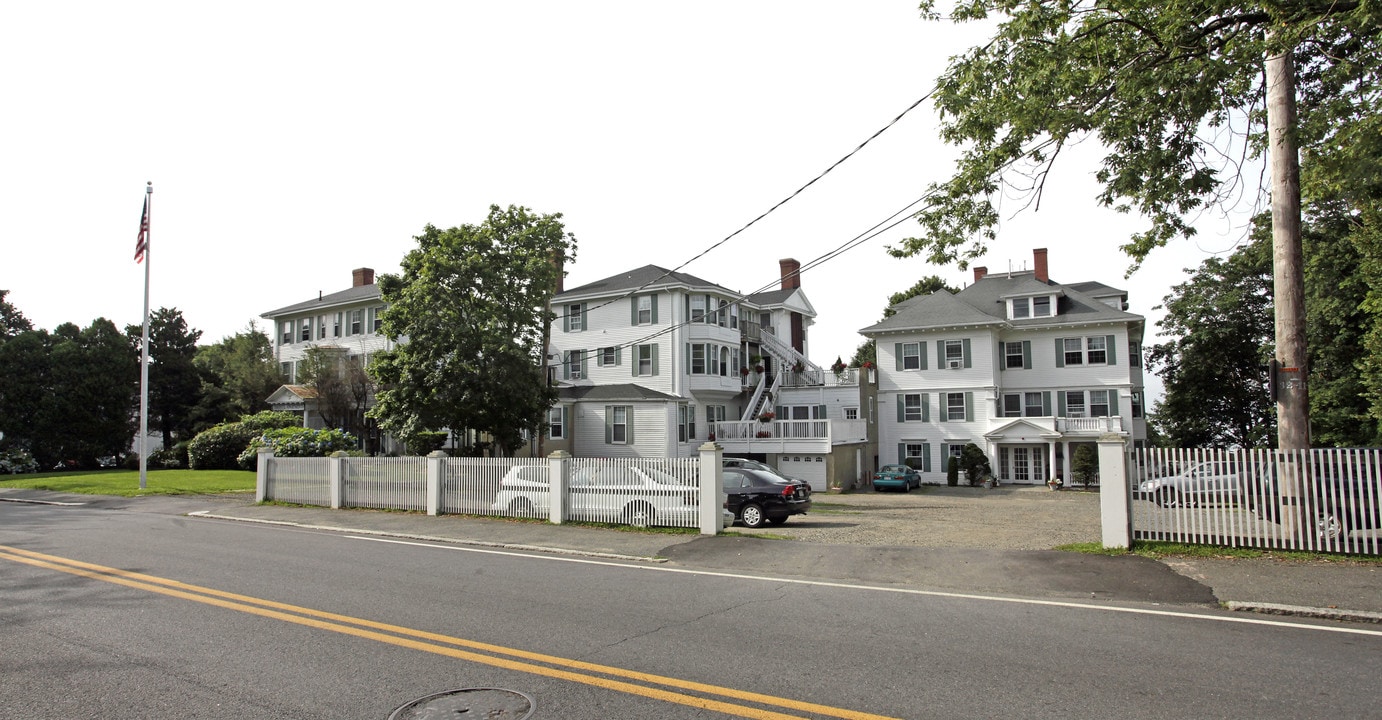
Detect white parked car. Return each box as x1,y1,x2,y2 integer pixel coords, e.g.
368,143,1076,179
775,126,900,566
492,464,700,527
1137,459,1245,508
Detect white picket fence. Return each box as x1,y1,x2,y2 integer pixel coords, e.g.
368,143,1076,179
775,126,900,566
1128,447,1382,556
255,448,726,534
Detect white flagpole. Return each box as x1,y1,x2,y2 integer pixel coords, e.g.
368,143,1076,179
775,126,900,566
139,182,152,490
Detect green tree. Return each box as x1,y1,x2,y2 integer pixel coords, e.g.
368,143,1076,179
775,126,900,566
299,345,372,441
0,290,33,340
895,1,1379,271
193,322,284,428
370,205,576,455
1070,444,1098,489
127,308,204,448
44,319,139,467
0,329,53,461
1147,238,1276,448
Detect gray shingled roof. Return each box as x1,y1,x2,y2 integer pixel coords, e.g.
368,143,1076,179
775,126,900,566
744,288,794,306
261,283,382,318
557,265,735,300
859,270,1140,335
557,383,680,402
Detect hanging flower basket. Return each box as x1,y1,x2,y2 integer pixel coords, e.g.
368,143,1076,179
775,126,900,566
739,366,750,376
757,411,775,423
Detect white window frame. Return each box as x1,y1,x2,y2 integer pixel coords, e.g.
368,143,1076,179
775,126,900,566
901,342,921,370
568,304,584,332
568,350,584,380
637,344,653,376
690,296,706,323
1024,392,1044,417
1011,297,1030,319
611,406,629,444
691,344,706,375
944,340,963,366
946,392,965,421
844,406,859,420
333,312,342,338
350,309,363,335
1089,389,1111,417
1002,394,1022,418
599,347,616,366
1065,390,1086,418
281,322,292,345
1033,296,1052,317
1063,338,1084,366
636,296,652,325
1086,336,1108,365
903,393,924,421
299,319,311,342
1005,342,1024,369
548,406,565,439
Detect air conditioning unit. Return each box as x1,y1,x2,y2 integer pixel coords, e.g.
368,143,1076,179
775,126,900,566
948,360,962,369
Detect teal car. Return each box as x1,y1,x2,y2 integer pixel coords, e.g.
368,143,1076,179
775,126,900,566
873,464,921,492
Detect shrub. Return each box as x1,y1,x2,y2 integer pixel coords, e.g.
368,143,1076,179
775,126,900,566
188,412,301,470
150,441,190,469
0,447,39,474
236,427,358,469
404,431,448,456
960,443,991,486
122,453,141,471
239,411,304,433
946,456,959,486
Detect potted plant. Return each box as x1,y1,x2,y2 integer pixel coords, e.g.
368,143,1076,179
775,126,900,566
707,432,716,441
755,430,772,438
1047,476,1063,491
757,411,775,423
830,356,847,376
792,360,805,373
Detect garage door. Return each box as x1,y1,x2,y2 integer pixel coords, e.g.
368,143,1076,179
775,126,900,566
778,454,827,492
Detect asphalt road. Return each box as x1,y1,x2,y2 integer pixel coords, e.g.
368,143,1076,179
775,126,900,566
2,500,1380,719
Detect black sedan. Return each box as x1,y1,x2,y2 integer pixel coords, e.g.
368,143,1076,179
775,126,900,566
723,467,811,528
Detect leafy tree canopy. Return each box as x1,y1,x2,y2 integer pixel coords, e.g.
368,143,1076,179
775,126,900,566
127,307,203,447
192,322,284,428
0,290,33,340
369,205,576,455
896,0,1379,272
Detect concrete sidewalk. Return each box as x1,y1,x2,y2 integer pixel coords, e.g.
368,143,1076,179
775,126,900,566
3,488,1380,623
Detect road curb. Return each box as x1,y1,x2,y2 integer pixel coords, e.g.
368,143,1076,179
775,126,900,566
186,511,669,565
1225,601,1382,625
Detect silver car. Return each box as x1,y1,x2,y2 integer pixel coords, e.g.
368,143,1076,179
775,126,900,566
1138,460,1244,508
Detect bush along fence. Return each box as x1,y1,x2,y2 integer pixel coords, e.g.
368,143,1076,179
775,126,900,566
1098,438,1382,556
255,443,729,535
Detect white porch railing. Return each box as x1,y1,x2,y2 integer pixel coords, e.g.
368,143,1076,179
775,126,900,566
1056,416,1125,433
711,419,830,441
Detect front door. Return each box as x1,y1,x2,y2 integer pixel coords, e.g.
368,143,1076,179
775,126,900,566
1000,446,1047,484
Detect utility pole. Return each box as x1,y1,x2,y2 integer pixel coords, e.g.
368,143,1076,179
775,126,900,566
1267,47,1308,539
1267,49,1308,450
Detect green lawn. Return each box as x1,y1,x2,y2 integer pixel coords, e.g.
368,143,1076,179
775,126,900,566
0,469,255,497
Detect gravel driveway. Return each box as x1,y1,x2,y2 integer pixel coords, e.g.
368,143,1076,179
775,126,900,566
724,484,1103,550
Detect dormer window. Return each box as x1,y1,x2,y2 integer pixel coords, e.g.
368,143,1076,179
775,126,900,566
1010,295,1053,319
1032,296,1051,316
1012,298,1030,319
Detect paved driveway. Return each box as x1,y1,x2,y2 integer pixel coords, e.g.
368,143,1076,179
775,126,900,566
724,484,1102,550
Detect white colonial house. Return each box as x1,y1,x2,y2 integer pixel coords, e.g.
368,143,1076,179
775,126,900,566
861,248,1147,485
545,259,877,491
259,268,398,452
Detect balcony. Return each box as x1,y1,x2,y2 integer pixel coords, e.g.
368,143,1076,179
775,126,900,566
709,419,868,454
986,415,1125,436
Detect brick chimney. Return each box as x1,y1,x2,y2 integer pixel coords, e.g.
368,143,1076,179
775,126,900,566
1033,248,1048,283
779,258,801,290
974,266,988,282
352,268,375,287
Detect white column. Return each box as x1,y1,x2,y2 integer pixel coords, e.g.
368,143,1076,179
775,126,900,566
256,447,273,503
1097,433,1132,549
548,451,570,525
426,450,446,516
698,441,725,535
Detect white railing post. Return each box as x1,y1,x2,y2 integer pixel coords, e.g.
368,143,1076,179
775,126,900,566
698,441,725,534
256,447,273,503
426,450,447,516
549,450,569,524
1098,433,1132,549
329,451,347,509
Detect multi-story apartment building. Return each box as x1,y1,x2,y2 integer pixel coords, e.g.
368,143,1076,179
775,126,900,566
861,248,1147,485
545,259,877,490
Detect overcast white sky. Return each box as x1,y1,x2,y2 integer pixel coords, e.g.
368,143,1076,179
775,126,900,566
3,2,1262,402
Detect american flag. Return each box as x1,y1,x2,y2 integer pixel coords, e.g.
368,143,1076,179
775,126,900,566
134,194,149,263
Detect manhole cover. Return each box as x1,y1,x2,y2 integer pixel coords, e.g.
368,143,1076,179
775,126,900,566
388,688,535,719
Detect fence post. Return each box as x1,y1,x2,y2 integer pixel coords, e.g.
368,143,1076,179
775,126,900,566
548,450,569,524
1098,433,1131,549
256,447,273,503
426,450,447,516
329,451,347,509
698,441,725,535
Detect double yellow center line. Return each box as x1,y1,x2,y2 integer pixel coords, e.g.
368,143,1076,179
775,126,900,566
0,545,898,720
